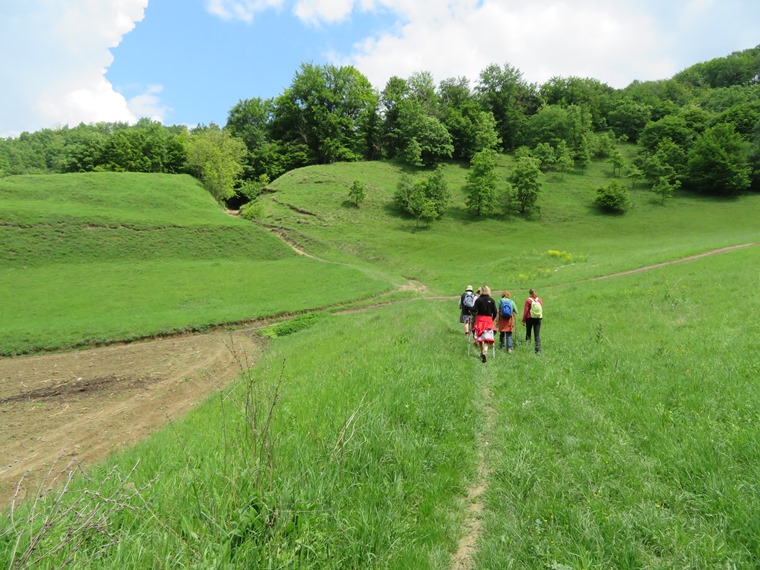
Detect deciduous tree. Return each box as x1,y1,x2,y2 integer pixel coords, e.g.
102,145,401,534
464,149,499,216
510,155,542,214
185,124,247,202
685,123,751,195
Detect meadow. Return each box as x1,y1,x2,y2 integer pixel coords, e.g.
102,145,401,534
262,156,759,293
0,173,397,354
1,157,759,567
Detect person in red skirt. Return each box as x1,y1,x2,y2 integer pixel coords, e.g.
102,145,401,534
472,285,497,362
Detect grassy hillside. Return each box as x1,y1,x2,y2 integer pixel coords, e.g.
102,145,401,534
3,247,758,567
261,153,760,293
0,172,293,265
0,172,397,354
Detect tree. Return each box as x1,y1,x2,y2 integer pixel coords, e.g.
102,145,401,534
609,150,625,177
539,76,616,130
510,155,542,214
380,76,410,159
185,124,247,201
464,149,499,216
533,142,555,171
348,179,367,207
439,76,501,160
475,63,539,151
595,180,631,213
271,63,378,165
608,96,652,142
638,115,695,154
554,140,575,179
393,166,449,223
685,123,751,195
652,175,680,205
396,100,454,167
521,104,593,160
624,164,644,189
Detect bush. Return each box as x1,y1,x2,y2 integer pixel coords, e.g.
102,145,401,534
595,180,631,214
240,200,265,220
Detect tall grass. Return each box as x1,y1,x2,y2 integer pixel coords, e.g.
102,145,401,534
2,249,758,567
2,302,483,568
476,246,760,567
2,163,759,567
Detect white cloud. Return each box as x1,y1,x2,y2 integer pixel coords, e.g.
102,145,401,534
338,0,674,90
293,0,355,25
205,0,284,23
127,85,171,123
0,0,149,137
317,0,759,91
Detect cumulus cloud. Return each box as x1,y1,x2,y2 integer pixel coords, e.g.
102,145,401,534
288,0,759,91
127,85,171,123
0,0,152,137
336,0,673,90
293,0,356,25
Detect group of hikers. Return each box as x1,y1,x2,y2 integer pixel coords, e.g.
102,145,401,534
458,285,543,362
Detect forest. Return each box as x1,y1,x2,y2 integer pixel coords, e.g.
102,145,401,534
1,44,759,206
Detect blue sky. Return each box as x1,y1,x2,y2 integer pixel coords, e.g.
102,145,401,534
2,0,760,137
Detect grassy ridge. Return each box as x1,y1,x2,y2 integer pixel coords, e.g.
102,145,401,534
263,155,760,293
0,172,398,354
0,172,293,265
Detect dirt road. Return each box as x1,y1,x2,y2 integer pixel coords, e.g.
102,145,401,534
0,330,262,507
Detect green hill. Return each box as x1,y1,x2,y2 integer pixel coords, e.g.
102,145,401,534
0,172,396,354
259,153,760,293
0,172,293,266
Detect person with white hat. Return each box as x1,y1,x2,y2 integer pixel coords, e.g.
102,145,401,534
458,284,476,336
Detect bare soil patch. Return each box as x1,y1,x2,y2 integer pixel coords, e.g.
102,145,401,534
0,330,262,508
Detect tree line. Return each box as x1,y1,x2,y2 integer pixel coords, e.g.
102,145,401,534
2,45,759,207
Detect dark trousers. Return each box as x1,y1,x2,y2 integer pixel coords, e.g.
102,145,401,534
525,318,542,353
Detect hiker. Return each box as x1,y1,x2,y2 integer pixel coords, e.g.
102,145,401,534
497,290,518,353
458,285,476,335
472,285,497,362
522,288,543,354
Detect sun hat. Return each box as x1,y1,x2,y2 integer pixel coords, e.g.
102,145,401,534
466,285,473,291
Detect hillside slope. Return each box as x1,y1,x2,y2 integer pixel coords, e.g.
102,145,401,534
259,156,760,293
0,172,396,354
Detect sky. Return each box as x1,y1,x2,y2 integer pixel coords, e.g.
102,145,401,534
1,0,759,138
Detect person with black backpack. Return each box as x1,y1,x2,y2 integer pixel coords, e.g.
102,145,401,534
497,290,518,353
458,285,476,336
472,285,497,362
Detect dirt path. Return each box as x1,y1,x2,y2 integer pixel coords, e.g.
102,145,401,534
581,242,757,282
451,382,495,570
0,330,262,507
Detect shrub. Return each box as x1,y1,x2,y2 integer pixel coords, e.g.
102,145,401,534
348,179,367,207
240,200,265,220
595,180,631,214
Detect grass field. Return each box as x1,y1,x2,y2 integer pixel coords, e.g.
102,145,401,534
1,159,759,567
0,172,398,354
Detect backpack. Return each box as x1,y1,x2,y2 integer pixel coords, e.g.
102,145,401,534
462,291,475,309
529,298,543,319
500,299,513,318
